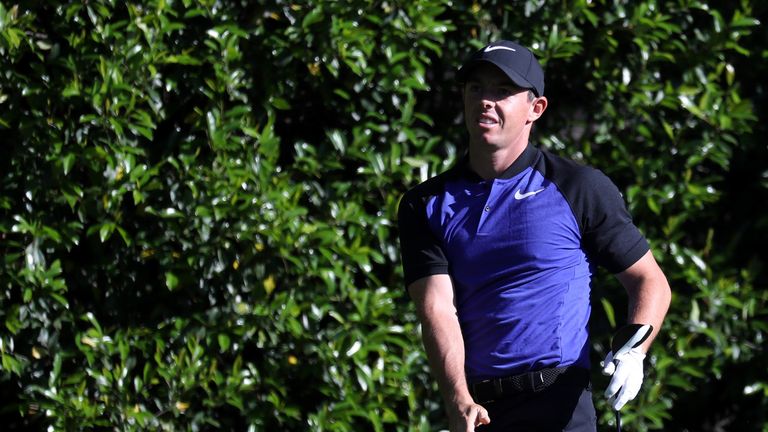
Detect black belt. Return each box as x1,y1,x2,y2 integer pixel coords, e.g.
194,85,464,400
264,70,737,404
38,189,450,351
469,366,578,404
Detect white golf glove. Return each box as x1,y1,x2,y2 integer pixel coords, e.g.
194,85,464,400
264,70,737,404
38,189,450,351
601,347,645,411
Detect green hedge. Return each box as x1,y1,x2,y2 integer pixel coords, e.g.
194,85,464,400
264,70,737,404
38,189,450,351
1,0,766,430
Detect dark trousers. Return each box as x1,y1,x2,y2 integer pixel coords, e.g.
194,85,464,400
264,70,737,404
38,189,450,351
476,369,597,432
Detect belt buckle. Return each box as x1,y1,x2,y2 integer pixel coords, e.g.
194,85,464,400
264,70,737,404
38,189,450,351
529,371,546,392
471,378,499,403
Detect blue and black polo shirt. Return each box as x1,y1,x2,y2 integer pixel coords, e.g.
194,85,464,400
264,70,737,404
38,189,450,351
398,145,649,382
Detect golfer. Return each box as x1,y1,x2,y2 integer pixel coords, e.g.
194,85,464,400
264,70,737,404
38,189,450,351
398,40,671,431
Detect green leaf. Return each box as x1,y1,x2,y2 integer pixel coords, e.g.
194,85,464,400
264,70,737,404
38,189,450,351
302,7,324,28
165,272,179,291
601,298,616,328
327,129,346,154
163,54,202,65
270,97,291,110
99,223,115,242
218,334,231,352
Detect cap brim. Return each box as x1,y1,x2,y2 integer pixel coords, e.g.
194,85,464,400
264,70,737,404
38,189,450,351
457,59,539,96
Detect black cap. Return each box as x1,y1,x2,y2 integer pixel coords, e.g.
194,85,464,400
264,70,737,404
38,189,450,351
457,40,545,97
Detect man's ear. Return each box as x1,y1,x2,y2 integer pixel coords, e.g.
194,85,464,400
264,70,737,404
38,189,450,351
528,96,548,122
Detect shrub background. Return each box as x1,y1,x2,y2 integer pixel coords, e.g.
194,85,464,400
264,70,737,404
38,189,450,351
1,0,766,430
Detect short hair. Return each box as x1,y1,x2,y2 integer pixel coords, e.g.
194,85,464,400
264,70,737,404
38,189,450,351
527,90,535,102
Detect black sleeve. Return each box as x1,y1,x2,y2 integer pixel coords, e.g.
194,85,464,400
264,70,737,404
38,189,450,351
397,187,450,288
544,152,649,273
576,168,649,273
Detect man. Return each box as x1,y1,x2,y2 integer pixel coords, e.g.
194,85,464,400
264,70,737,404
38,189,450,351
397,40,671,431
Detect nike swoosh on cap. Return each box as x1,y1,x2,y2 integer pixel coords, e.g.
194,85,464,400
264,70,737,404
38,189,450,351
483,45,516,53
514,188,545,200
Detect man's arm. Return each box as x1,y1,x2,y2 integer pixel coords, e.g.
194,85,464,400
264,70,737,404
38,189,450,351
408,274,490,432
615,249,672,352
603,251,672,411
602,249,672,410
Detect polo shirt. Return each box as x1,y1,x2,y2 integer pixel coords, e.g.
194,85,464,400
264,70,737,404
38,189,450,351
398,145,649,381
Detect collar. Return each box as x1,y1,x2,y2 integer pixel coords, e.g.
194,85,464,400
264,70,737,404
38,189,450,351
456,145,539,181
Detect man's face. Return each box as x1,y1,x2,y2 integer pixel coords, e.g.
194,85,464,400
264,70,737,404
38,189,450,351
463,63,539,150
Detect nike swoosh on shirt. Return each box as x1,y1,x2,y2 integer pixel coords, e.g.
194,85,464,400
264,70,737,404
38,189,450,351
483,45,516,53
514,188,545,200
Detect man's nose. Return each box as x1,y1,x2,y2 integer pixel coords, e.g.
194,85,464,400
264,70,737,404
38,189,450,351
477,88,497,107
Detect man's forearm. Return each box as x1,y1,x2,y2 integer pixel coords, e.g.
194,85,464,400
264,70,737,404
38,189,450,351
409,275,473,406
420,308,474,407
408,275,490,431
616,250,672,352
